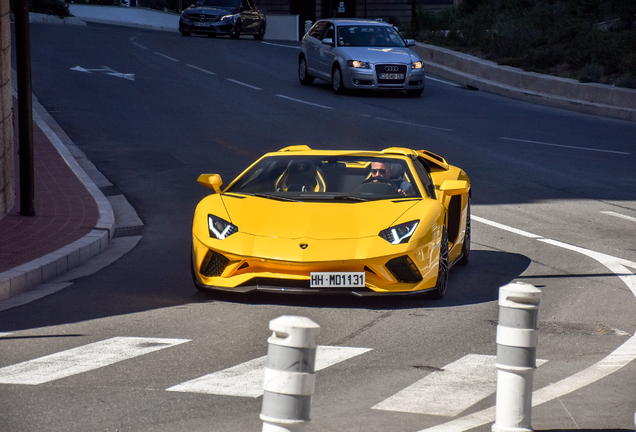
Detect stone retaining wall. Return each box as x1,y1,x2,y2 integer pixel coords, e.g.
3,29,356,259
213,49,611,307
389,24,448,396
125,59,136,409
413,43,636,122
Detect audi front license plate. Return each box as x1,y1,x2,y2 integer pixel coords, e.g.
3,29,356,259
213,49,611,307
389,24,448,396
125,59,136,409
378,73,404,80
310,272,365,288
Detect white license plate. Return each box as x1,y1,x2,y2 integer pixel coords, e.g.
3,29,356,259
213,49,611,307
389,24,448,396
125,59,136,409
194,22,212,27
310,272,365,288
379,73,404,80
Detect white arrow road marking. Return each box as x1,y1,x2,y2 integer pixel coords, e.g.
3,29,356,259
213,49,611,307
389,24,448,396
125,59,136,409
417,216,636,432
166,345,371,397
106,73,135,81
71,66,135,81
373,355,547,417
0,337,190,385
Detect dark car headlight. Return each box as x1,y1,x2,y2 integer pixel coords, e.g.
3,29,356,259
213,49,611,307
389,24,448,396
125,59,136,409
379,220,419,244
347,60,371,69
221,13,238,23
208,215,238,240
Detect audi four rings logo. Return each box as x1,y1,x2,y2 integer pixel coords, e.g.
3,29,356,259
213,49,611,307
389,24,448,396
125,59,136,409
384,66,399,72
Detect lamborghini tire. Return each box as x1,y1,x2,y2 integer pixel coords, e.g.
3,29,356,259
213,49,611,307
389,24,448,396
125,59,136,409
457,200,471,266
430,225,449,299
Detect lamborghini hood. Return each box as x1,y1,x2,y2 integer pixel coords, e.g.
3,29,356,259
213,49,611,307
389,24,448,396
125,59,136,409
220,195,424,240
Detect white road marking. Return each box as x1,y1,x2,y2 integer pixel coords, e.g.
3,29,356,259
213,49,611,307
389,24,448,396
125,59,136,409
373,355,547,417
166,345,371,397
374,116,455,132
500,137,631,155
374,354,497,416
600,211,636,223
227,78,262,90
70,66,134,81
418,216,636,431
71,66,114,73
472,215,542,238
276,94,332,109
0,337,190,385
186,64,217,75
426,75,462,87
132,42,147,49
106,72,135,81
261,41,299,49
154,52,179,62
0,333,12,338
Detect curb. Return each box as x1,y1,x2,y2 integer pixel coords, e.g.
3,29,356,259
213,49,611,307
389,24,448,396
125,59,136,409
0,77,115,301
412,43,636,122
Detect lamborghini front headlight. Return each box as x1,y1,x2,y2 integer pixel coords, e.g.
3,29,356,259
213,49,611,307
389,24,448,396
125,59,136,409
379,220,419,244
208,215,238,240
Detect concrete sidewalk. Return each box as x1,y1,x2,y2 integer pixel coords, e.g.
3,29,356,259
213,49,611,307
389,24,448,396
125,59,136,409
0,81,143,306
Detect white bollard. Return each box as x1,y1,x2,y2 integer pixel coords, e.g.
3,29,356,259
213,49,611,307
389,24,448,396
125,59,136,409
304,20,313,35
492,282,542,432
261,316,320,432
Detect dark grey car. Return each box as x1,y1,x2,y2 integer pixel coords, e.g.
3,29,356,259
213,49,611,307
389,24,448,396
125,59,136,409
299,19,425,96
179,0,266,39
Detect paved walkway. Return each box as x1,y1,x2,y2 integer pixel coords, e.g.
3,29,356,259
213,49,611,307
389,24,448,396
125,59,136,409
0,98,99,274
0,89,116,302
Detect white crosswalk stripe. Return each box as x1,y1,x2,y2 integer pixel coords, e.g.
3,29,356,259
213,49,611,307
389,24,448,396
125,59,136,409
167,345,372,397
0,336,190,385
0,335,550,418
373,354,547,417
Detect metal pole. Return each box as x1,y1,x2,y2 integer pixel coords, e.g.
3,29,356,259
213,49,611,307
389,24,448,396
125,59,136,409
14,0,35,216
261,316,320,432
492,281,542,432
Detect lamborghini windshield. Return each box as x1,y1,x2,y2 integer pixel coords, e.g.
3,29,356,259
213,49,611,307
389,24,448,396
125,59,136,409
225,155,423,201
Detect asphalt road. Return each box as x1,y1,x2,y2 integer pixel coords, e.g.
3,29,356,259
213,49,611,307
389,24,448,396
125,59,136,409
2,22,636,432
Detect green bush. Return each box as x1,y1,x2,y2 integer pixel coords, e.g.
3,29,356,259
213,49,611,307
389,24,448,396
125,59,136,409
411,0,636,88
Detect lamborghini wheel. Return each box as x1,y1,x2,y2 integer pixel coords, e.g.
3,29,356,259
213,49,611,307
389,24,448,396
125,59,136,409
430,225,449,299
457,200,471,266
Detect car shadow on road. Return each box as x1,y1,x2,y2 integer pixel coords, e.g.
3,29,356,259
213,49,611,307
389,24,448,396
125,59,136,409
194,249,532,310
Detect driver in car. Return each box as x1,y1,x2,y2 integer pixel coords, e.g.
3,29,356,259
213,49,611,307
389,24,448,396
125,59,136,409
370,162,413,196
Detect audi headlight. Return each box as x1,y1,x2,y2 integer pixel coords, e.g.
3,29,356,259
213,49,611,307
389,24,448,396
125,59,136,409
347,60,370,69
221,13,238,22
208,215,238,240
411,61,423,70
379,220,419,244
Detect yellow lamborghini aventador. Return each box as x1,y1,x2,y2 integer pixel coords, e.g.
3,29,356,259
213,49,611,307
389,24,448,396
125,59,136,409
192,146,470,298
